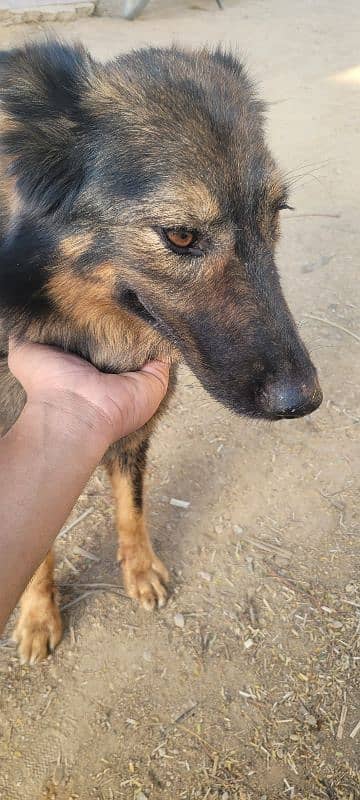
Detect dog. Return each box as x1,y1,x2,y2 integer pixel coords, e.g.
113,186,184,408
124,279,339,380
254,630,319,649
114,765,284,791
0,41,322,663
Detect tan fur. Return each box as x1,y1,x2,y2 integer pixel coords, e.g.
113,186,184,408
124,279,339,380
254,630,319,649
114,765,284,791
0,111,19,134
109,464,168,609
154,181,221,227
46,262,177,371
0,158,21,226
47,261,120,329
13,552,62,664
59,232,94,260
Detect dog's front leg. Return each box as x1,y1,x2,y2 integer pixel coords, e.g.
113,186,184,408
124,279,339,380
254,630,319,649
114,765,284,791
13,551,62,664
107,440,168,610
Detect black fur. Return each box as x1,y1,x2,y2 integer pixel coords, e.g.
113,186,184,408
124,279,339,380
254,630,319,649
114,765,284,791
0,218,55,317
0,41,93,216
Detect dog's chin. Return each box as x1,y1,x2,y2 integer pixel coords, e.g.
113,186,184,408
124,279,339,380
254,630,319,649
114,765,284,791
187,378,261,420
192,379,294,422
203,389,318,422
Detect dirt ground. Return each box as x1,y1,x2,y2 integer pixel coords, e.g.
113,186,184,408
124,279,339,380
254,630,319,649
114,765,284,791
0,1,359,798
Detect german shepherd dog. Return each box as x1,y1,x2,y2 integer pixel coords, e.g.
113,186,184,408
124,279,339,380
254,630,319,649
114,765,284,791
0,42,322,663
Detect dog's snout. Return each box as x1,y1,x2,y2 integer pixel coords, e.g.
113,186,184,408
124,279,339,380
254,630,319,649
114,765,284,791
259,374,323,420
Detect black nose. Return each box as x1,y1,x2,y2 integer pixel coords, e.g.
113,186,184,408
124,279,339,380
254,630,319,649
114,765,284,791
259,375,323,419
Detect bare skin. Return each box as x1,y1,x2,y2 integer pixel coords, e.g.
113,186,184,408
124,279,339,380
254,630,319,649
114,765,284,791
0,340,169,635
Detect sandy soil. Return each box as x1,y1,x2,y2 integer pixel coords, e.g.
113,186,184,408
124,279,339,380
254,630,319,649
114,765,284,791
0,1,359,798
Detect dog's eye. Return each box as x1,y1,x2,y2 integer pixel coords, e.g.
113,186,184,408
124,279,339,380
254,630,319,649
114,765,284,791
158,226,203,256
164,229,196,249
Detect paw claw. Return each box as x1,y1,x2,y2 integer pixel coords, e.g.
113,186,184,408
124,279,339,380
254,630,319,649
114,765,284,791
14,600,62,665
122,551,169,611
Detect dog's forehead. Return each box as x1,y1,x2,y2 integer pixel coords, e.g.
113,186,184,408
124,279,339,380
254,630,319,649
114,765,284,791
94,48,282,217
96,49,264,150
143,151,281,227
126,58,264,159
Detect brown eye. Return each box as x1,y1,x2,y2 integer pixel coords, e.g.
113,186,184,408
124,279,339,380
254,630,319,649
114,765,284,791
165,229,195,249
159,226,203,256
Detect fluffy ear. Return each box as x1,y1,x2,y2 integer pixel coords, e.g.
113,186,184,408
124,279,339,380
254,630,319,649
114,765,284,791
0,40,94,216
211,47,267,116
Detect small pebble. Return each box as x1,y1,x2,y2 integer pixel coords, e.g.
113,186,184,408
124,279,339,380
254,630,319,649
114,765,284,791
245,555,254,572
300,703,317,727
244,638,254,649
174,613,185,629
233,524,244,535
136,793,148,800
198,571,211,582
143,651,152,662
170,497,190,509
345,581,358,595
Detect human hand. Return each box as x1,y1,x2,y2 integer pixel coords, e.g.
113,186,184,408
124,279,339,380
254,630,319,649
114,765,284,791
8,340,169,449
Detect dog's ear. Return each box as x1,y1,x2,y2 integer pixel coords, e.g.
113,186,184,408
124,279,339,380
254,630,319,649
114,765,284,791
0,40,94,216
211,48,267,116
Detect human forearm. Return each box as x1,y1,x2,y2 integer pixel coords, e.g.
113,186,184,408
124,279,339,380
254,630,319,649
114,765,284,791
0,340,169,635
0,398,106,633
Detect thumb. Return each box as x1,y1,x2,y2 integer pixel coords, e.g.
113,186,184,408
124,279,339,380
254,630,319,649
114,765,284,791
101,361,170,440
140,360,170,393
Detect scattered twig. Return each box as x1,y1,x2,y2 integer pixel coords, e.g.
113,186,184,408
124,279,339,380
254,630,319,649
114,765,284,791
247,595,260,626
341,598,360,608
61,584,130,611
241,536,292,560
350,719,360,739
58,507,94,538
72,545,100,562
40,695,54,718
76,582,124,590
284,777,295,798
76,582,128,598
173,703,198,726
336,703,348,740
304,314,360,344
288,213,341,219
264,560,313,600
61,591,93,610
63,557,79,575
176,724,215,758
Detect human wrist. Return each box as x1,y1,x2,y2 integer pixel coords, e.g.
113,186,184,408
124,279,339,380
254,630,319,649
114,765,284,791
19,392,113,457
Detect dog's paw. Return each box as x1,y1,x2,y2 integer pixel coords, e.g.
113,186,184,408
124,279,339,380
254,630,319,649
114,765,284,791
13,597,63,664
120,549,169,610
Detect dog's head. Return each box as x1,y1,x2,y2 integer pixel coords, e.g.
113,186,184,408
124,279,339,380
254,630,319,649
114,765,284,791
0,42,322,419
